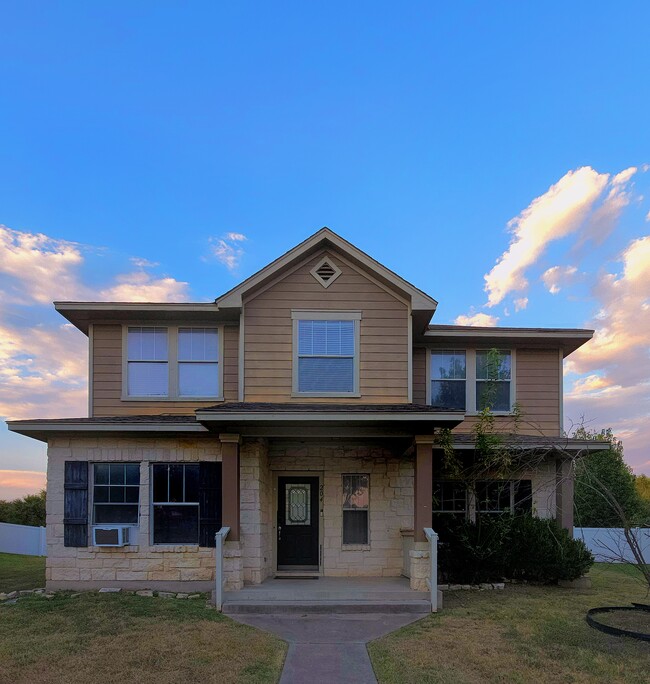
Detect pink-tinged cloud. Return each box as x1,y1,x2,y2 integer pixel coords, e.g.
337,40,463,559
542,265,579,294
0,470,46,500
453,312,500,326
484,166,636,307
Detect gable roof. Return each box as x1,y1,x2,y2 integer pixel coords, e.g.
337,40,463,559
215,227,438,314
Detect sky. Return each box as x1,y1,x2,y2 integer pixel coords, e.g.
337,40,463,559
1,2,649,499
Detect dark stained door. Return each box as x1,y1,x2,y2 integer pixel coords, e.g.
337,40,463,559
277,476,319,569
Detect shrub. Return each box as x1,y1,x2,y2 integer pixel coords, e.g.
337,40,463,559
436,514,593,584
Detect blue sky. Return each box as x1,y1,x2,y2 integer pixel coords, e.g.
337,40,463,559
1,2,649,497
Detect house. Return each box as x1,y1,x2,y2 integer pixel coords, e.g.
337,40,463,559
7,228,601,596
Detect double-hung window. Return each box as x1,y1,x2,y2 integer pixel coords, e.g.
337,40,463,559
125,326,221,399
342,474,369,545
178,327,219,397
127,327,168,396
430,351,466,410
432,481,467,519
93,463,140,525
475,480,532,516
293,312,360,395
476,350,512,412
152,464,200,544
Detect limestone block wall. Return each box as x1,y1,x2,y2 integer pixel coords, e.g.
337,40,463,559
269,445,415,578
45,436,243,591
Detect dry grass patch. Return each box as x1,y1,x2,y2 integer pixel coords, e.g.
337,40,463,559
0,592,286,684
369,564,650,684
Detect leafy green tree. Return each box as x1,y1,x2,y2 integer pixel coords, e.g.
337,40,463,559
573,428,647,527
0,490,46,527
636,474,650,504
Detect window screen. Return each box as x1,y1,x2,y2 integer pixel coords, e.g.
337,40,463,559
93,463,140,524
152,464,200,544
297,319,355,393
127,327,168,396
342,474,369,544
178,328,219,397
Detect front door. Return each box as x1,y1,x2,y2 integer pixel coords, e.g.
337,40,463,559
277,476,319,570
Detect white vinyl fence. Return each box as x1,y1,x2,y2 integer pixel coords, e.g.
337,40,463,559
0,522,47,556
574,527,650,563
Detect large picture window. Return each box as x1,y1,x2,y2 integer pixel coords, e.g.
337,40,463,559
152,464,200,544
430,351,466,410
342,474,369,545
476,350,512,412
178,328,219,397
294,315,359,395
127,327,168,396
93,463,140,525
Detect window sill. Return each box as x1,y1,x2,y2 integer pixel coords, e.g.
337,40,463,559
148,544,200,552
291,392,361,399
121,396,224,402
465,410,515,416
341,544,371,551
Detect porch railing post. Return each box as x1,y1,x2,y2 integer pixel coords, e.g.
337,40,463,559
215,526,230,612
423,527,438,612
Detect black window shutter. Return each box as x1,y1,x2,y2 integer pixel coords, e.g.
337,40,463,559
514,480,533,514
199,462,222,547
64,461,89,547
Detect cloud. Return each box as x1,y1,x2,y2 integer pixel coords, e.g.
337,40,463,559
513,297,528,312
209,233,247,271
99,271,190,302
0,470,46,500
541,265,579,294
483,166,636,307
454,312,500,326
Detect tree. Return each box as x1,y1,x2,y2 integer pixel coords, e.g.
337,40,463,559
636,474,650,505
573,428,648,528
0,490,46,527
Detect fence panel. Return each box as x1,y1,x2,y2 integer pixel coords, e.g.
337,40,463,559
0,522,47,556
575,527,650,563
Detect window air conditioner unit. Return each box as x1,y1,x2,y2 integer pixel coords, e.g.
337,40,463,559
93,526,131,547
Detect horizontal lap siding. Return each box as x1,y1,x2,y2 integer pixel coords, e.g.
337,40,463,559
412,347,426,404
515,348,560,436
243,252,409,403
92,323,239,416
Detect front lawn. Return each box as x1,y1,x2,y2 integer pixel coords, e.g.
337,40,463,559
0,592,286,684
0,552,46,593
369,564,650,684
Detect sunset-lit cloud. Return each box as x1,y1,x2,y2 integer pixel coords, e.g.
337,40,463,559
453,312,499,326
542,265,579,294
0,470,47,500
483,166,636,308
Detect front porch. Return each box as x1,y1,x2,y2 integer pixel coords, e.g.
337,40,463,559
220,576,432,614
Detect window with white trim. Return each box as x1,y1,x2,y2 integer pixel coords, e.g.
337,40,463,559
476,350,512,412
127,327,168,396
293,313,359,395
432,480,467,518
178,327,219,397
430,351,466,410
342,474,369,544
475,480,532,516
93,463,140,525
152,463,200,544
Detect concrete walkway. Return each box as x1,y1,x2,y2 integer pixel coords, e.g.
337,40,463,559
233,612,423,684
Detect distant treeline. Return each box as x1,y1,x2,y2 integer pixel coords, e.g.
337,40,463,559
0,490,46,527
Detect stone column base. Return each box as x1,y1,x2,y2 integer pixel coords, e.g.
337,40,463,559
409,541,430,592
224,541,244,590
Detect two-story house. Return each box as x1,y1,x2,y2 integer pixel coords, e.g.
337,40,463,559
8,228,600,596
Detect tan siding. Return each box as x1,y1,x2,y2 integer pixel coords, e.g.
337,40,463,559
243,250,409,403
92,323,239,416
412,347,426,404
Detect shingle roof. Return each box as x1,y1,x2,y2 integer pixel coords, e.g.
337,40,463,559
197,402,458,414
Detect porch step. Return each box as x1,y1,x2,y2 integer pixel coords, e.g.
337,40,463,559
221,599,432,615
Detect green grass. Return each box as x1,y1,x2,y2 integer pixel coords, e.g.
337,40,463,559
0,591,286,684
0,553,46,593
369,564,650,684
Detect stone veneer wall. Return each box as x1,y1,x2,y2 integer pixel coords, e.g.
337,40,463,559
45,436,243,592
269,445,415,578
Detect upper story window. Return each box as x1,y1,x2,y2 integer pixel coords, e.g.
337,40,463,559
428,349,514,413
476,350,511,412
178,328,219,397
125,326,221,400
430,351,466,410
292,311,361,396
127,327,169,397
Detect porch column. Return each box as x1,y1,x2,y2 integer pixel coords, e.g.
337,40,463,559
414,435,435,543
556,457,574,534
220,433,241,541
